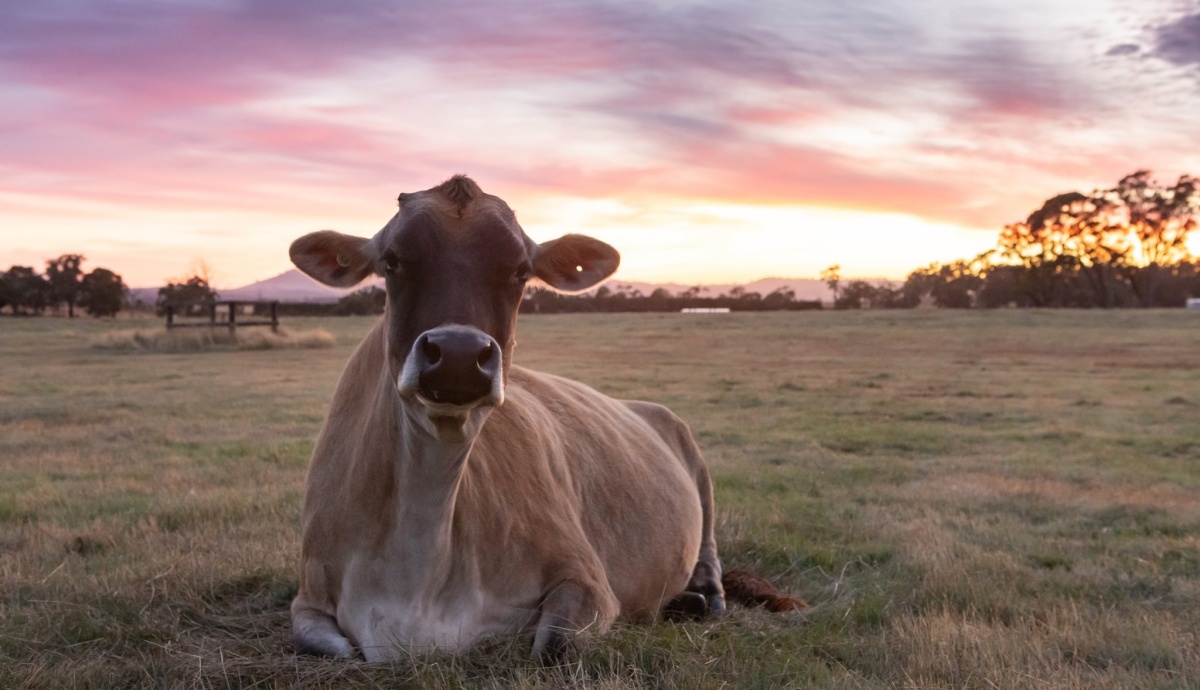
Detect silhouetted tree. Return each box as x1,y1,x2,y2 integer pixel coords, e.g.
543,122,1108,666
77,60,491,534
46,254,86,317
0,271,10,313
836,281,904,309
997,209,1084,307
157,276,218,315
762,287,796,309
992,171,1198,308
975,264,1025,308
820,265,841,305
3,266,52,315
79,268,128,317
1105,171,1199,307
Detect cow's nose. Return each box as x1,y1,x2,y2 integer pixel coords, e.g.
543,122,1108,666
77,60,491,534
414,329,501,406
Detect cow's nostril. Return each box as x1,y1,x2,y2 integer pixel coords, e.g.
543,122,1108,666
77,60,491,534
422,338,441,365
477,342,494,367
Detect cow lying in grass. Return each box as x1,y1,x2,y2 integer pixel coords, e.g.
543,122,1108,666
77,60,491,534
288,176,797,662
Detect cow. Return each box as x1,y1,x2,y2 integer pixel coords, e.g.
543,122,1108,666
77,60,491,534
288,175,726,662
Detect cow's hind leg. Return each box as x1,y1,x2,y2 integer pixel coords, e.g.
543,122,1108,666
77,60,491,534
531,579,618,662
680,444,726,617
663,556,725,620
293,605,357,659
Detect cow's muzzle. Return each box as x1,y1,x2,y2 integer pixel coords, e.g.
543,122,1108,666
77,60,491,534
399,325,503,408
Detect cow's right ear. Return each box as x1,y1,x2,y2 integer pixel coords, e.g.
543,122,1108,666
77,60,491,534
290,230,375,287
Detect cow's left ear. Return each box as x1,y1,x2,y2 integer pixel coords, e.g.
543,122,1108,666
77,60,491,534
290,230,376,287
533,234,620,293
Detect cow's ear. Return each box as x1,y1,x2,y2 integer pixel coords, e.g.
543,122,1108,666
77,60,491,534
290,230,376,287
533,234,620,293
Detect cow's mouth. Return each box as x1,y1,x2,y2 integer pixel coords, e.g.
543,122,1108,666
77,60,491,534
414,392,500,414
418,386,490,407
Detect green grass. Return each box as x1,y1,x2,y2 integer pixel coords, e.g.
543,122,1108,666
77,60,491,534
2,310,1199,688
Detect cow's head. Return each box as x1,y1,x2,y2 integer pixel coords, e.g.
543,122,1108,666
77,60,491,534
289,176,618,441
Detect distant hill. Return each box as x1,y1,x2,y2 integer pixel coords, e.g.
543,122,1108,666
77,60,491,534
129,271,835,305
217,270,384,303
128,271,384,305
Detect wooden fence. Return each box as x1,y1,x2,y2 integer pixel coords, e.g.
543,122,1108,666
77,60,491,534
164,300,279,333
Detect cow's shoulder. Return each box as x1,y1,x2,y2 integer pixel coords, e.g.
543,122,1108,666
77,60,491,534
503,366,622,415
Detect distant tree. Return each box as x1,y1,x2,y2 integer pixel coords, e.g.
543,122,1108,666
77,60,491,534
975,264,1025,308
997,205,1084,307
993,171,1198,308
1154,260,1200,307
336,286,386,315
157,276,219,315
835,280,876,309
3,266,52,315
79,268,128,317
0,270,11,313
45,254,86,317
820,265,841,306
762,286,796,309
904,255,998,309
869,283,905,309
1105,171,1199,307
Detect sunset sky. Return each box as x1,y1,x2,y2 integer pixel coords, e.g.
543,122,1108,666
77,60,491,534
2,0,1199,289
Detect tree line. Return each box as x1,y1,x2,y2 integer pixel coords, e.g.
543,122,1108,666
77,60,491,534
520,284,820,313
8,170,1194,317
827,170,1199,309
0,255,128,317
0,256,237,319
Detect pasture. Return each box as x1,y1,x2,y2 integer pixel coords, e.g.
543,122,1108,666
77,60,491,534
1,310,1198,689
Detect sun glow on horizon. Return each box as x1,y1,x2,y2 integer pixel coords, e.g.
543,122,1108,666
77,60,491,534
521,196,1000,285
4,181,1196,291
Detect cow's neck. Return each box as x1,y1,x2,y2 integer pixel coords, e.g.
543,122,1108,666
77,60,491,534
383,402,477,591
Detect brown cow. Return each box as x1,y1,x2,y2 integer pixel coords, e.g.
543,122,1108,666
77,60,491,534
288,175,725,662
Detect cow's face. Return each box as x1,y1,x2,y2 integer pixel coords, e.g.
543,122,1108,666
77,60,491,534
289,176,618,441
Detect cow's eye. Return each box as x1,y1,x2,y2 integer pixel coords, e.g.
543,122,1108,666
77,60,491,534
382,254,400,274
513,262,533,284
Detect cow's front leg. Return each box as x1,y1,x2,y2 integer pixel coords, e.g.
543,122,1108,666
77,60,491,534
293,604,357,659
531,579,618,662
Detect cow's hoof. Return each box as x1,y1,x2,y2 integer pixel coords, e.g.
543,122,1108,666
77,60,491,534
662,592,709,621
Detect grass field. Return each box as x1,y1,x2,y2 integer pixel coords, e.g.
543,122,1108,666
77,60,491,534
2,310,1198,689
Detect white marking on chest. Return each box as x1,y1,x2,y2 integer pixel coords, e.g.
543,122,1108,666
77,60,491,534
339,554,531,661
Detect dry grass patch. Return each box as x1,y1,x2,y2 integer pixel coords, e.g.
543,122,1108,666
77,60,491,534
911,473,1200,517
89,326,336,352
